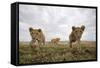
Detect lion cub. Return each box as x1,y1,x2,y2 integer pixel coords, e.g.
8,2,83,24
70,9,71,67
29,27,45,46
69,25,85,48
51,38,60,45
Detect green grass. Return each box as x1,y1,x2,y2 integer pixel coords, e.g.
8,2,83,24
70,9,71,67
19,42,96,64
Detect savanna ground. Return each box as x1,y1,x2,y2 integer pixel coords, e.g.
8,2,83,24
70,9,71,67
19,41,96,64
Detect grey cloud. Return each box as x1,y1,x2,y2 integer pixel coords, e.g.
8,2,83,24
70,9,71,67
19,4,96,41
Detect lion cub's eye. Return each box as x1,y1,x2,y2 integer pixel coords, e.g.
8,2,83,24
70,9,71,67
75,31,77,33
36,33,38,35
80,31,82,33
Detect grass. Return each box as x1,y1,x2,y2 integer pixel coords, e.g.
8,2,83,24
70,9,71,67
19,41,96,64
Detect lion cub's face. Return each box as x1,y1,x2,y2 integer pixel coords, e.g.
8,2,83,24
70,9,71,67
29,27,41,40
55,38,60,41
29,27,45,46
72,26,85,39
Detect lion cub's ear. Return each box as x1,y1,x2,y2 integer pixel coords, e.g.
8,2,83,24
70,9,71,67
29,27,33,32
72,26,75,31
81,25,85,31
38,29,41,32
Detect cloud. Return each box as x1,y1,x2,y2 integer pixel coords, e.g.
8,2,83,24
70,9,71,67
19,4,96,41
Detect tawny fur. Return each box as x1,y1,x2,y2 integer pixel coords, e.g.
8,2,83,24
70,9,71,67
29,27,45,46
51,38,60,45
69,25,85,48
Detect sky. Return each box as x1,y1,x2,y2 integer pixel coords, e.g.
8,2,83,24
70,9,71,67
19,4,96,42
